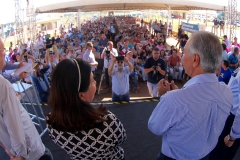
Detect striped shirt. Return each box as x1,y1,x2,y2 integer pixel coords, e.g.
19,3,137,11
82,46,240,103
228,71,240,138
148,74,232,159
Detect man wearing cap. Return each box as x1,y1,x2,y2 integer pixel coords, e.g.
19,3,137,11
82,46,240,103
31,60,50,102
45,45,60,77
144,47,166,97
108,56,133,102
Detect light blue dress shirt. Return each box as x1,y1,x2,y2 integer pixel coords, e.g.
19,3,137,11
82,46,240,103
228,71,240,139
111,66,130,95
148,74,233,159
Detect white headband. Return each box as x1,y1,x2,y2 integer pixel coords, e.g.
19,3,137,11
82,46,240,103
72,59,81,92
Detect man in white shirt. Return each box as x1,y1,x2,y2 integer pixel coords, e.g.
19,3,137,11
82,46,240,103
0,38,53,160
26,38,31,49
101,41,118,88
83,42,98,73
35,35,44,56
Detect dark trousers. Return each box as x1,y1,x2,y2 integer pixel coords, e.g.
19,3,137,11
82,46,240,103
209,113,240,160
157,152,209,160
39,147,53,160
105,68,109,87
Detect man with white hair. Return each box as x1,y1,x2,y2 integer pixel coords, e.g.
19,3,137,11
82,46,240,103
0,38,53,160
148,31,233,160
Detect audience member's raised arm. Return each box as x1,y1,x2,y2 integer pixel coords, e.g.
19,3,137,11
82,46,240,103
52,45,60,60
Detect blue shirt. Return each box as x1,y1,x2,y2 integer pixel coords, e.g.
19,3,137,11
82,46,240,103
218,67,232,84
148,74,232,159
31,65,50,93
111,66,130,95
228,71,240,138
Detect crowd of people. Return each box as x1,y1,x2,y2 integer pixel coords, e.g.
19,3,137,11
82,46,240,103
0,15,240,160
3,16,180,102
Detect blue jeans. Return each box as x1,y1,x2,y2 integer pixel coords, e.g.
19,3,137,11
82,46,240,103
112,92,130,102
169,66,183,80
140,66,147,81
147,82,158,97
180,46,185,55
105,68,110,86
129,70,138,88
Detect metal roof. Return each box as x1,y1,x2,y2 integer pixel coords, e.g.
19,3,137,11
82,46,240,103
36,0,226,13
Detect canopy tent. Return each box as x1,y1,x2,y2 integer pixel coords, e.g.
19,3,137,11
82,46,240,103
35,0,227,13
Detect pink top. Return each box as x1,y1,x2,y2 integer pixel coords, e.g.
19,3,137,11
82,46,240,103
232,42,240,48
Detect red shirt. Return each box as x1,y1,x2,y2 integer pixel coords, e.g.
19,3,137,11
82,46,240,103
168,55,180,66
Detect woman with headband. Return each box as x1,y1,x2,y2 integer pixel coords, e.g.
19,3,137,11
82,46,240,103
46,58,126,159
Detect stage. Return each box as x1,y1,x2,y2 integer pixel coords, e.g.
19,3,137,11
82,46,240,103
1,101,240,160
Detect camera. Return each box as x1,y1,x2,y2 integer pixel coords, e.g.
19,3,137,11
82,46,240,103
152,66,158,76
105,47,111,60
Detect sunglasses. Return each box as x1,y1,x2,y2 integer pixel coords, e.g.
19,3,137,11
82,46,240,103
117,61,123,64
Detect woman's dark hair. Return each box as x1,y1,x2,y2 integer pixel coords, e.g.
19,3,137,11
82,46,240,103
140,51,146,59
46,58,107,132
222,43,227,51
160,49,165,57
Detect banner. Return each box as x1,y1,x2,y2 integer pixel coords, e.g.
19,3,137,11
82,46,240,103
181,22,199,33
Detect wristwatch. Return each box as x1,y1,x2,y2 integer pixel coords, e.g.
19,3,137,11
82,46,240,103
228,134,235,142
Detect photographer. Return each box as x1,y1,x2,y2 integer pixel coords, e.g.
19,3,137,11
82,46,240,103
144,48,166,97
101,41,118,89
31,60,50,102
108,56,133,102
45,44,60,77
